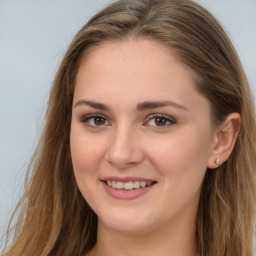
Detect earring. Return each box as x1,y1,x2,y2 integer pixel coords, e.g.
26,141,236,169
215,158,220,165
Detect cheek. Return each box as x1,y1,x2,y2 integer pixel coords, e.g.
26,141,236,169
70,125,103,169
70,126,104,208
147,128,212,186
70,126,102,190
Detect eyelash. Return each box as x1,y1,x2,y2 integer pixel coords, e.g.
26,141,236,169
81,114,110,128
80,113,176,129
144,114,176,128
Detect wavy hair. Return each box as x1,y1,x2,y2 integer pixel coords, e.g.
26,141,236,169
2,0,256,255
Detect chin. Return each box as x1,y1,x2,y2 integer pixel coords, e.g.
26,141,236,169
104,219,152,234
97,209,158,234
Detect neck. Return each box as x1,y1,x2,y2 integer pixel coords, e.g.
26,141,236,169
90,215,199,256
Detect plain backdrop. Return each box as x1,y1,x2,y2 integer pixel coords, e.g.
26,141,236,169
0,0,256,243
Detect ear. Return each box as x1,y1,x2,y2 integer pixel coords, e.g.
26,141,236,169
208,112,241,169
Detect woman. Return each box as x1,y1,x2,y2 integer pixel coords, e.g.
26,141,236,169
2,0,256,255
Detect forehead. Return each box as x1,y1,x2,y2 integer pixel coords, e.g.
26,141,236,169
79,38,195,77
74,39,209,114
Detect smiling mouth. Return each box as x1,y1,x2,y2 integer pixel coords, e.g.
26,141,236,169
103,180,156,190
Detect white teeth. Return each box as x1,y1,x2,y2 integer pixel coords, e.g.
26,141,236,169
112,180,117,188
116,181,124,189
124,181,134,190
140,181,146,188
105,180,154,190
133,181,140,189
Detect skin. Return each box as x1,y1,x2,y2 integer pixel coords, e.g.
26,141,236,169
70,39,240,256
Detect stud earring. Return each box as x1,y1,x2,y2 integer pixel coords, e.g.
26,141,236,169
215,158,220,165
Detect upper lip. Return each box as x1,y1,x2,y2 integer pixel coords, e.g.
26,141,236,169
102,176,157,182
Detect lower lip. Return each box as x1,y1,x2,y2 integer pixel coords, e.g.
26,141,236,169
102,181,156,200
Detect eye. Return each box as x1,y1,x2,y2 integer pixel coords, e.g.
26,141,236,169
145,114,176,128
81,114,110,128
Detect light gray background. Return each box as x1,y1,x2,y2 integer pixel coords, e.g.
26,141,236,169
0,0,256,243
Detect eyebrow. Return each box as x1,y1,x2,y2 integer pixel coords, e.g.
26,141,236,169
73,100,188,112
73,100,110,110
136,101,188,112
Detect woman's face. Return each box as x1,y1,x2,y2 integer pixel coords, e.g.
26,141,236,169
70,39,216,234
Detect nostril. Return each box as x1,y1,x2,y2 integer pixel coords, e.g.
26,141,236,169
104,132,144,168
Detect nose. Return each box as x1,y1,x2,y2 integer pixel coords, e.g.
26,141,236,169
104,126,144,169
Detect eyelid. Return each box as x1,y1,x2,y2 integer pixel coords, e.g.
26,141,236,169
81,113,111,128
80,113,105,121
80,113,176,129
144,113,176,127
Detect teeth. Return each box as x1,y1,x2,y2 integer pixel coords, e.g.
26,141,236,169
141,181,146,188
112,181,117,188
133,181,140,189
116,181,124,189
105,180,154,190
124,181,134,190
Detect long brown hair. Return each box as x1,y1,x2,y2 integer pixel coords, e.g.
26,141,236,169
2,0,256,255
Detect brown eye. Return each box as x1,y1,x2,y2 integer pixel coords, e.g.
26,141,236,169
145,114,176,128
155,117,167,126
82,114,110,128
94,117,106,126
